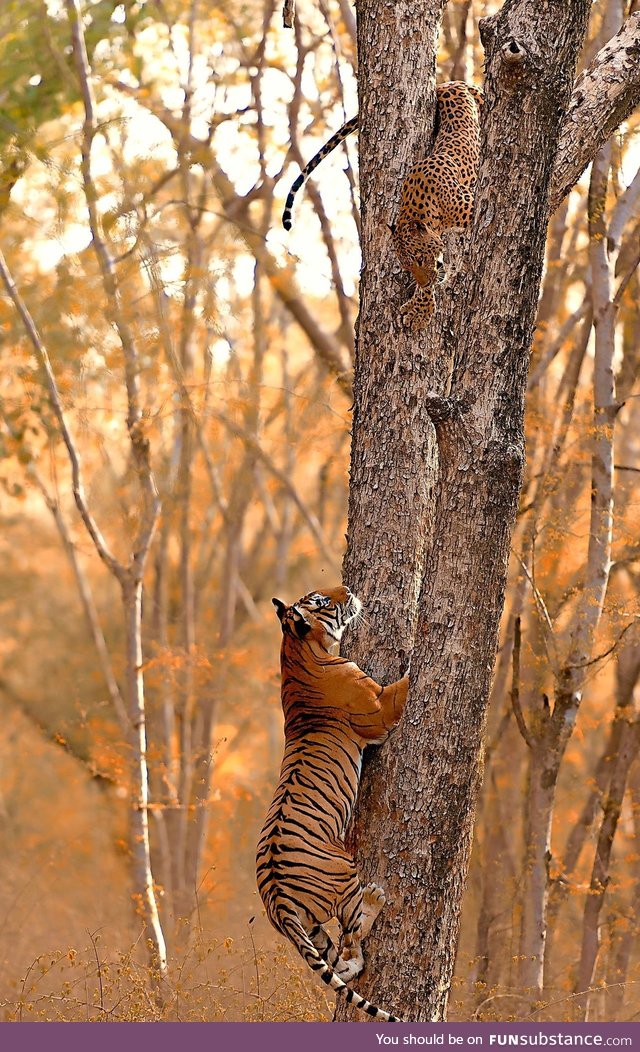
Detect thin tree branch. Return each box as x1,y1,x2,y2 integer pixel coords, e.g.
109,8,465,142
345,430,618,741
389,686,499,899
511,617,535,749
65,0,160,578
210,407,341,573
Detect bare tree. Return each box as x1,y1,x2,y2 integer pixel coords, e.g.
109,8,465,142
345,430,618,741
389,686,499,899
0,243,167,974
337,0,640,1023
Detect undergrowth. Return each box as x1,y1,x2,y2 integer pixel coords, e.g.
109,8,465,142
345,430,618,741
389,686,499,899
1,928,332,1022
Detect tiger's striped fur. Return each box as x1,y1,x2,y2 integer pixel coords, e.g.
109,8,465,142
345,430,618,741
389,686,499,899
256,586,408,1022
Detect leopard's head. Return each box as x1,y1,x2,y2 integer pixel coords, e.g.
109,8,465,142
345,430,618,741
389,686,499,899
390,220,446,289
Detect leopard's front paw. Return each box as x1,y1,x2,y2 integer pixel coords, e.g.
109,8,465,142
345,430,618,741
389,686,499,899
401,301,433,332
401,286,435,332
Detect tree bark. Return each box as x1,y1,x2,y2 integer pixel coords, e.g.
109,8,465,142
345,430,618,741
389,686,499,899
336,0,446,1007
338,0,591,1022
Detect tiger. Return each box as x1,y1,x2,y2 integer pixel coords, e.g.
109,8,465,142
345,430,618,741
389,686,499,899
256,585,409,1022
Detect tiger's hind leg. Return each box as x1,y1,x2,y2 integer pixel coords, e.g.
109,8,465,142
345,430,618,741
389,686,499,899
308,922,340,967
335,878,387,982
333,875,365,982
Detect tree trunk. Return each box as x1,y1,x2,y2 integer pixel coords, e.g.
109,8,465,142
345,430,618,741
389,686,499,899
338,0,591,1022
573,641,640,1018
520,104,619,1000
122,577,168,979
574,714,640,1018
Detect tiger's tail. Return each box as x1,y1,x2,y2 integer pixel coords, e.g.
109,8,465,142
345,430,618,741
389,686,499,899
278,909,401,1022
282,116,358,231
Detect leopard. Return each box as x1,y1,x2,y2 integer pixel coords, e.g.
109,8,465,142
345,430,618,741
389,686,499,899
390,82,483,330
281,82,483,331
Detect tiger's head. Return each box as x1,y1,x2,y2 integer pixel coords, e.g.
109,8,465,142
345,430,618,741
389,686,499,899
272,586,361,652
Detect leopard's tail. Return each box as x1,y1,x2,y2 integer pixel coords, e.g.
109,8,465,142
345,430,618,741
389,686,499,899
282,116,358,230
277,908,401,1022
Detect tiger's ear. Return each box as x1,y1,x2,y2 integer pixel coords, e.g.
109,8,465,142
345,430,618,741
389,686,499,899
272,598,287,622
291,606,312,639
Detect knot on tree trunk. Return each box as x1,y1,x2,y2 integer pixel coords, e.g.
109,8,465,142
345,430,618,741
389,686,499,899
480,13,547,85
478,14,498,48
502,39,527,65
484,438,525,485
424,391,472,426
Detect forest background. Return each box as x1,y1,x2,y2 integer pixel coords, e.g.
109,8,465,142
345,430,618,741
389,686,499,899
0,0,639,1024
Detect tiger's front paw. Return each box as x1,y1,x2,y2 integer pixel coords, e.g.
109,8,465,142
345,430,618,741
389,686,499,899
363,882,386,916
361,882,386,938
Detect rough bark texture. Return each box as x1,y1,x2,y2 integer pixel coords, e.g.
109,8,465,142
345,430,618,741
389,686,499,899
336,0,446,1008
338,0,591,1023
341,0,445,675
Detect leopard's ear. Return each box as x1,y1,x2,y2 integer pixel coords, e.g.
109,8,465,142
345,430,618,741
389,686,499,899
387,222,396,235
272,598,287,622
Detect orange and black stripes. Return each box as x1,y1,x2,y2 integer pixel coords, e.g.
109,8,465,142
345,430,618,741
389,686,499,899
257,587,408,1022
278,911,399,1022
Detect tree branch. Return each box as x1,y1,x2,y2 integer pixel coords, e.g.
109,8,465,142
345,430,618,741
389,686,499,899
65,0,160,579
0,676,119,788
0,421,129,731
210,407,342,573
138,100,354,395
510,617,535,749
551,13,640,211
